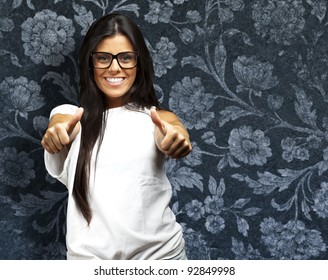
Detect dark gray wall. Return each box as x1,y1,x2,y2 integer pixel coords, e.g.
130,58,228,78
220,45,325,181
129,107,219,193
0,0,327,259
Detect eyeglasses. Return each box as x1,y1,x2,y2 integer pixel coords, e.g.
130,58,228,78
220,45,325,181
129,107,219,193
91,52,138,69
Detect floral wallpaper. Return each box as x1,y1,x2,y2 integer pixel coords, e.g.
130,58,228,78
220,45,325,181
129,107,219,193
0,0,328,260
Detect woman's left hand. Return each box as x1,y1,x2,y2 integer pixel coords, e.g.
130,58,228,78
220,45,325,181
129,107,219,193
150,108,192,159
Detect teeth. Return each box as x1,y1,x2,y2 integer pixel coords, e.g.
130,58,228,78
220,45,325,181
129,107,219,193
106,78,124,83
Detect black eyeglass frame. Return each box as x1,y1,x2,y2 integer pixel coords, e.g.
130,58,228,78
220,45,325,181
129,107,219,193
91,51,138,69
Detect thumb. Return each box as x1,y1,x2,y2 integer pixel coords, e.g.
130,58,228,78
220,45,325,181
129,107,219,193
150,107,166,136
67,107,84,135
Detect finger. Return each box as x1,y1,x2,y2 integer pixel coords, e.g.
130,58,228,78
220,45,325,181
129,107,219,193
164,138,187,157
41,138,54,154
161,131,192,158
67,107,84,135
150,108,166,136
41,134,62,154
171,142,192,158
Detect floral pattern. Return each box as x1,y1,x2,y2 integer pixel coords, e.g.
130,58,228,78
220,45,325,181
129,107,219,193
21,9,75,66
1,0,328,260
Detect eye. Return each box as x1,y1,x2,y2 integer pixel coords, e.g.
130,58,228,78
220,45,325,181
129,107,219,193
95,53,111,63
118,53,134,62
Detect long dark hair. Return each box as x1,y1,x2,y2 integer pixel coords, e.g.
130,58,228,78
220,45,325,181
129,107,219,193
74,13,159,224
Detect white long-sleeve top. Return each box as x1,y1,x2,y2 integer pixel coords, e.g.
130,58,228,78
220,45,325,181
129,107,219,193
44,104,184,259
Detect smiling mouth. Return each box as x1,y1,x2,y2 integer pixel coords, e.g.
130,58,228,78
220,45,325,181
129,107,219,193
105,77,125,84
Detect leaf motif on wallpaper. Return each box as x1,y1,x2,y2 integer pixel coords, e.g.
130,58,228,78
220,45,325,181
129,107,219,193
236,216,249,237
223,28,254,47
10,191,67,216
231,198,261,217
32,217,61,235
242,207,262,217
214,36,226,79
73,2,94,36
165,159,203,194
271,196,294,212
42,72,78,104
111,0,140,16
183,141,203,167
232,168,304,195
231,198,261,237
171,166,204,193
181,55,211,74
301,199,312,220
306,0,327,22
231,237,262,260
208,176,225,197
12,0,35,10
0,50,22,67
171,201,179,215
217,154,240,172
0,128,13,142
292,84,317,128
219,106,253,127
231,198,251,209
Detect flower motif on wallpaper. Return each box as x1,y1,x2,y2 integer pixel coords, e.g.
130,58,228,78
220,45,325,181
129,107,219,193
219,0,245,23
312,182,328,218
228,126,272,166
0,16,14,36
0,0,14,36
233,56,279,97
21,9,75,66
169,76,216,130
0,76,44,119
205,215,225,235
144,1,174,24
148,37,177,77
183,141,202,166
182,224,211,260
186,10,201,23
252,0,305,45
1,0,328,260
204,195,224,215
281,136,313,162
173,0,189,4
179,28,195,44
185,199,205,221
260,217,326,259
145,1,200,45
0,147,35,188
33,116,49,137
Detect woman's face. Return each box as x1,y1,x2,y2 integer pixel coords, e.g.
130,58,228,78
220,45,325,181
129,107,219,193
93,34,137,108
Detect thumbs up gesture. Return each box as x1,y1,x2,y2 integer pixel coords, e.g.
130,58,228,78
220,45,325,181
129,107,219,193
41,107,84,154
150,108,192,159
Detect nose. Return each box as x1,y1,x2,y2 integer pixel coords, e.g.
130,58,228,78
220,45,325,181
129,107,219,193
108,57,121,71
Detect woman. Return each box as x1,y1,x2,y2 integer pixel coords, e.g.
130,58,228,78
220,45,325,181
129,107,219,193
42,13,192,260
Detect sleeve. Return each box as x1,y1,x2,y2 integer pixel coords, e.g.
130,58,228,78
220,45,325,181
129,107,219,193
49,104,79,118
44,104,81,187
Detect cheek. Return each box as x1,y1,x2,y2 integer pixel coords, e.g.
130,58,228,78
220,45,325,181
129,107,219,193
93,72,103,89
129,71,137,85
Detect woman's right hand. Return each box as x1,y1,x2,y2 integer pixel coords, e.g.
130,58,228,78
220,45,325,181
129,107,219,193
41,107,84,154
